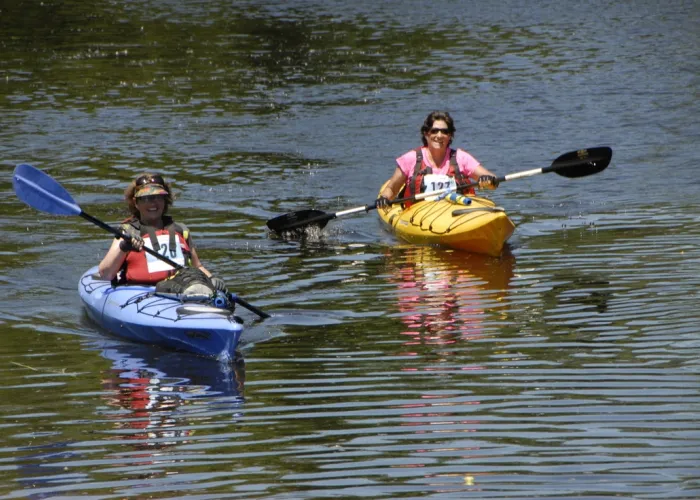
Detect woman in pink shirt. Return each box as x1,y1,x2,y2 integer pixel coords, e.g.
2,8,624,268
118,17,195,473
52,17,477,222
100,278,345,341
378,111,499,208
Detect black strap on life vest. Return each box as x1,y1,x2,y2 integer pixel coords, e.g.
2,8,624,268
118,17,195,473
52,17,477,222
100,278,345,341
448,149,466,186
411,148,430,197
410,148,465,197
125,216,181,257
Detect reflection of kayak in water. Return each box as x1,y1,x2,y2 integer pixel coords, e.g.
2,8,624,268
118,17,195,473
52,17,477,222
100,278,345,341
90,339,245,457
93,338,245,398
378,182,515,256
386,246,515,346
395,245,515,288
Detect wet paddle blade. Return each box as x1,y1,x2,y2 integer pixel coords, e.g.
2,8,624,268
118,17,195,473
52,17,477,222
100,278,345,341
549,147,613,178
266,209,331,233
12,164,82,216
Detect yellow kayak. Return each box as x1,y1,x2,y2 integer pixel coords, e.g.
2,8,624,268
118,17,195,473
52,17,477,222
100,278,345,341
377,184,515,257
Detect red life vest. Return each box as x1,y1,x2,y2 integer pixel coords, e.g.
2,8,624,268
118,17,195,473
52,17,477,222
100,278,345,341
118,216,193,285
402,148,472,208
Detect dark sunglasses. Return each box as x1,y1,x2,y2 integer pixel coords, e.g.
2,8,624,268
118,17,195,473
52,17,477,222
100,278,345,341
136,194,166,203
135,174,165,187
428,127,451,135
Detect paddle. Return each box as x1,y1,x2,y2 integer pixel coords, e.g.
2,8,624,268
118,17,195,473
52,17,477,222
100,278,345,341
266,146,613,233
12,164,270,319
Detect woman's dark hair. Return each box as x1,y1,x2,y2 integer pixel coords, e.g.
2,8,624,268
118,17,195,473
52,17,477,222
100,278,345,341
420,111,456,146
124,172,174,217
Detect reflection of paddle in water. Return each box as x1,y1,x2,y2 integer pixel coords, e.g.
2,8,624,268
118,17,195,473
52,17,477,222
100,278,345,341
386,246,515,348
96,341,245,462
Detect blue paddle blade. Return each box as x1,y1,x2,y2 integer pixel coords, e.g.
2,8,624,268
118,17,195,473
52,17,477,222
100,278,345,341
12,164,81,216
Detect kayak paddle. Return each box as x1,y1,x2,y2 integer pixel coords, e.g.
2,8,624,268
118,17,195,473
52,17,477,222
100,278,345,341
12,163,270,319
266,146,613,233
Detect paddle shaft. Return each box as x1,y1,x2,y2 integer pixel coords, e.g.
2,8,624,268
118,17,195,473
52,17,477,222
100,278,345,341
80,211,184,270
388,150,610,206
272,171,546,231
390,160,588,204
229,295,269,319
504,158,591,180
267,146,611,233
276,185,469,231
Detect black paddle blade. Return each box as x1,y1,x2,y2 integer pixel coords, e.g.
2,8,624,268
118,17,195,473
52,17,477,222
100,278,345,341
266,209,331,233
549,147,613,178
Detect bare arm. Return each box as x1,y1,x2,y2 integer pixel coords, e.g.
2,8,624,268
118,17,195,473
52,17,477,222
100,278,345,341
98,238,128,280
189,238,229,291
186,234,213,277
379,167,408,200
189,245,211,277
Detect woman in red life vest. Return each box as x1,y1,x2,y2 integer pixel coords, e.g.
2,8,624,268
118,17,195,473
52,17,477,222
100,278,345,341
377,111,499,209
98,173,226,291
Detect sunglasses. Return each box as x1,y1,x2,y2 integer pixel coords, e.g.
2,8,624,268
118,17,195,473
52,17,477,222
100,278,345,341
136,194,166,203
428,127,451,135
135,174,165,187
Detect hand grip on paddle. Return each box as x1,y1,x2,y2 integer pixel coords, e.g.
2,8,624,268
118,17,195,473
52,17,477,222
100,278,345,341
118,235,144,252
375,196,391,209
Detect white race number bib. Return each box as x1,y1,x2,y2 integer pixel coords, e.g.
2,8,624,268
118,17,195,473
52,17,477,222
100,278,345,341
423,174,456,201
145,234,185,273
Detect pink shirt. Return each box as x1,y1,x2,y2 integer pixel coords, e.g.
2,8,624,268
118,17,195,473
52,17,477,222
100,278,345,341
396,147,480,180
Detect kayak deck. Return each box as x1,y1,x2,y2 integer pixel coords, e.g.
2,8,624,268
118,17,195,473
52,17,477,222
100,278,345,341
377,184,515,257
79,267,243,361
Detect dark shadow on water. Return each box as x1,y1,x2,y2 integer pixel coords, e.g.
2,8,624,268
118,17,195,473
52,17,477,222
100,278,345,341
543,276,612,315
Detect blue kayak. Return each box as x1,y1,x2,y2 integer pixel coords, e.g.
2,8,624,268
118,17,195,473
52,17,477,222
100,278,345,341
79,266,243,361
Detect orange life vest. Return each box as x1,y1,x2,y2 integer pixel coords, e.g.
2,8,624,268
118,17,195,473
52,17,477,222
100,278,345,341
118,216,192,285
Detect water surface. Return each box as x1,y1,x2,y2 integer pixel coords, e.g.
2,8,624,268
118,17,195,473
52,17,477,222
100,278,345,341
1,1,698,498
